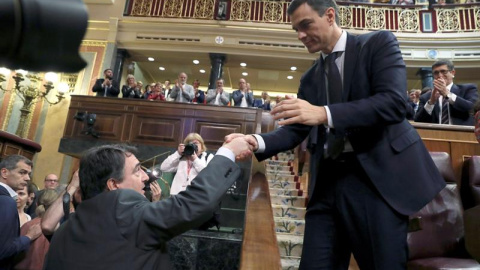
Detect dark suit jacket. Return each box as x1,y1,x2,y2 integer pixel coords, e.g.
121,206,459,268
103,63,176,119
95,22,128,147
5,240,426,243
232,90,254,107
0,186,30,269
193,90,205,104
253,99,271,110
92,78,120,97
256,31,445,216
44,156,240,270
121,85,141,99
415,83,478,126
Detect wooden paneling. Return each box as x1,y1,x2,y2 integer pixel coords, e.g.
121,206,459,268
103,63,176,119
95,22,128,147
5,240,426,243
240,173,282,270
60,95,263,157
0,131,42,161
412,122,479,181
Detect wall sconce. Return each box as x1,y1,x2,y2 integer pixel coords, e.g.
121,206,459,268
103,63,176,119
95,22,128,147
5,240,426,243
0,68,70,138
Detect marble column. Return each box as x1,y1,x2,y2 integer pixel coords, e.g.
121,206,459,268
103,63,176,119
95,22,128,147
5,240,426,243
208,53,226,89
416,67,433,89
113,49,129,83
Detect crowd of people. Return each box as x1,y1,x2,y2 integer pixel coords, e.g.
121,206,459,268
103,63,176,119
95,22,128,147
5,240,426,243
92,69,283,110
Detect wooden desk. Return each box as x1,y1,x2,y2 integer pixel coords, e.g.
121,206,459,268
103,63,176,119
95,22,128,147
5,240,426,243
0,130,42,161
412,122,479,180
59,95,263,160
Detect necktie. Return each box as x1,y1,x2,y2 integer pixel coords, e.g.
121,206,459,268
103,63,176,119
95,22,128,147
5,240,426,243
324,52,345,159
441,97,449,124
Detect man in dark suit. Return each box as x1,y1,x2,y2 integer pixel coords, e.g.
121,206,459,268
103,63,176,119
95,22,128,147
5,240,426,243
232,78,254,107
44,139,253,270
192,79,205,104
91,68,120,97
253,91,271,111
0,155,41,269
415,59,478,126
227,0,445,269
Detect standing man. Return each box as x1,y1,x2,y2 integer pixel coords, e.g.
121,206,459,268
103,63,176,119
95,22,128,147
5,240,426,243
170,72,194,103
206,78,230,106
44,139,253,269
192,79,205,104
29,173,60,218
0,155,42,269
253,91,271,111
232,79,254,107
92,68,120,97
227,0,445,269
415,59,478,126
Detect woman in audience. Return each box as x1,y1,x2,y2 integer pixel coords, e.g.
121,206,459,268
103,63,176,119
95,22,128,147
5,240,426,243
142,83,153,99
16,184,32,227
160,133,219,229
121,74,141,98
160,133,214,195
147,82,166,101
14,190,59,270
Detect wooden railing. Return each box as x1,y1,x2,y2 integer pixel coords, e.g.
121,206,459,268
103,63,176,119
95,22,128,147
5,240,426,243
240,172,282,270
125,0,480,33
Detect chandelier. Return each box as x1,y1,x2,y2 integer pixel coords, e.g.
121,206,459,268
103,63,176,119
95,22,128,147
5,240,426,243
0,68,70,138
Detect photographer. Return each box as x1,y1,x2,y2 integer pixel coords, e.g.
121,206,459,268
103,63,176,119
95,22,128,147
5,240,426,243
160,133,213,196
92,69,120,97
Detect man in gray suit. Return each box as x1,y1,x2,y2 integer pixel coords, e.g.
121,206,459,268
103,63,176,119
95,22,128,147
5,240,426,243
170,72,194,103
206,78,230,106
44,139,254,270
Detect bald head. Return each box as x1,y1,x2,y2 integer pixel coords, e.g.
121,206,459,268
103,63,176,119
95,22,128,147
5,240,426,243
44,173,59,190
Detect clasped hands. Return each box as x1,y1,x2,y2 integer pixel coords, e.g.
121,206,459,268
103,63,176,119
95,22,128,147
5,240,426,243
430,78,450,104
224,95,327,160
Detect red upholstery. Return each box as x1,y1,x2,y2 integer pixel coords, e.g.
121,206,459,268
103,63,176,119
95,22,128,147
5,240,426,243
407,152,480,269
461,156,480,210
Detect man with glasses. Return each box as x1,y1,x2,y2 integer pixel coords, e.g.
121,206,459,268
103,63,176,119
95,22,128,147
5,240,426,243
415,59,478,126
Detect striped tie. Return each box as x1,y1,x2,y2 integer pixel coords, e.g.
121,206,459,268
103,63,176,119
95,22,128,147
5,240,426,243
441,97,449,124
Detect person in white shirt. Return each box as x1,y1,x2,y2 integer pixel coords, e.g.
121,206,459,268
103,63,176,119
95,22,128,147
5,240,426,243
170,72,194,103
160,133,214,195
206,78,230,106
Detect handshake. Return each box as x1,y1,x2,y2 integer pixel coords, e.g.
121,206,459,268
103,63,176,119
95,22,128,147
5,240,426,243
223,133,259,161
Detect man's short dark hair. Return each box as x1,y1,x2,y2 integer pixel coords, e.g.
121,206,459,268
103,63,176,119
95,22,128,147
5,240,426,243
103,68,112,74
0,155,33,171
287,0,339,25
79,144,136,201
432,59,454,71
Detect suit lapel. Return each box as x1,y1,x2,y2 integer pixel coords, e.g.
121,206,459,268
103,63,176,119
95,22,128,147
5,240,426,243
343,33,358,101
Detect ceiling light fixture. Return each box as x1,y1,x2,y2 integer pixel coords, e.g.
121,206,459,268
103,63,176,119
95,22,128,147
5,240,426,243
199,69,206,73
193,60,200,65
240,63,247,67
287,76,293,80
159,67,165,71
290,66,297,71
148,57,155,61
242,72,248,76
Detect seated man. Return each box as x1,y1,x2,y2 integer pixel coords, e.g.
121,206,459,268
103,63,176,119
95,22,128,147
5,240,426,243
415,59,478,126
44,139,253,269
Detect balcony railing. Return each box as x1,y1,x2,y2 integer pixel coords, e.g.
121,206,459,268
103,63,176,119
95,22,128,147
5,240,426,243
125,0,480,33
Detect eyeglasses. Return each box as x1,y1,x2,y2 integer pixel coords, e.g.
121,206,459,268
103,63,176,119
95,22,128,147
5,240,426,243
45,179,58,183
433,70,451,76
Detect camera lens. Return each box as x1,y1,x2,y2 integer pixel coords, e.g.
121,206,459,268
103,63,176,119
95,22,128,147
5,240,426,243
183,143,198,156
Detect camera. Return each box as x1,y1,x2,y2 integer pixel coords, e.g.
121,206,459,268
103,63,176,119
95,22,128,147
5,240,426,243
183,143,198,156
0,0,88,72
73,112,99,138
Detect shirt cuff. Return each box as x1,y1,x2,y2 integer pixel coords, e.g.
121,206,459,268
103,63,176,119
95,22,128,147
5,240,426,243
216,147,235,162
325,106,334,128
447,92,457,102
252,134,266,153
424,101,435,115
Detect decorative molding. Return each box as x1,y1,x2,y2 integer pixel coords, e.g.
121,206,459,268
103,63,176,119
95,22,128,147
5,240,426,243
81,40,108,47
